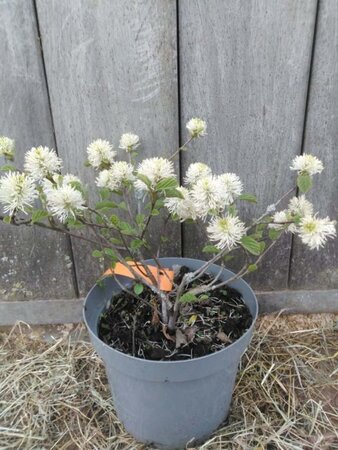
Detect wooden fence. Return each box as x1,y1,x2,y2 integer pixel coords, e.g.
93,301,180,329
1,0,337,322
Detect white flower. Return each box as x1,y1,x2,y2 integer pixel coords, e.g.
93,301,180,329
297,215,336,250
87,139,116,169
42,174,82,195
216,173,243,204
0,136,15,159
63,174,81,186
207,215,246,251
288,195,313,217
119,133,140,152
184,163,212,185
164,187,197,221
24,146,62,180
290,154,323,175
134,157,174,191
269,210,293,231
96,161,134,191
190,176,224,218
0,172,38,215
186,118,207,138
46,184,86,223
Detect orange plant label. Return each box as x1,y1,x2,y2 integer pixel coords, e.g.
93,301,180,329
103,261,174,292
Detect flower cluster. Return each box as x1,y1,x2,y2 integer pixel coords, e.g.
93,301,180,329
0,118,335,261
24,146,62,180
0,136,15,159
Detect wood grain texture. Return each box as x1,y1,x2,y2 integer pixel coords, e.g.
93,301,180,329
289,0,338,289
179,0,317,290
0,0,76,300
35,0,180,295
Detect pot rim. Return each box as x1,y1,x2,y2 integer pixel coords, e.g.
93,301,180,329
83,257,258,366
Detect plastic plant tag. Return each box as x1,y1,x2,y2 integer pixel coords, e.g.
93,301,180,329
103,261,174,291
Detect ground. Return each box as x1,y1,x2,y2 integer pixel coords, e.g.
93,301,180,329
0,314,337,450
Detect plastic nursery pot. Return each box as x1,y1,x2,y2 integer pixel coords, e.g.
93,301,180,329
83,257,258,449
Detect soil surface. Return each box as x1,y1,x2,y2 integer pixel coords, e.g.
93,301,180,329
98,267,253,361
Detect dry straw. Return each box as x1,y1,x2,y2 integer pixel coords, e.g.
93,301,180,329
0,314,337,450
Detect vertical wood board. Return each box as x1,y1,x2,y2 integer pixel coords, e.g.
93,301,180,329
290,0,338,289
179,0,317,289
0,0,76,300
35,0,179,295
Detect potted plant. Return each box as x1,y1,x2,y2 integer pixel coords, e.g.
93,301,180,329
0,122,335,449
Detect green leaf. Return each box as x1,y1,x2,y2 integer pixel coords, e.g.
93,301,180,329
156,177,178,191
31,209,49,224
239,193,257,203
92,250,103,258
137,173,152,188
256,223,266,232
110,215,121,227
133,283,144,295
118,201,128,211
259,241,266,253
151,209,160,216
154,199,165,209
268,228,282,240
223,255,234,262
103,248,117,259
95,200,117,210
202,245,219,254
130,239,145,250
227,205,238,216
297,174,312,193
110,237,122,245
136,214,145,225
0,164,15,172
66,218,83,229
2,215,11,224
99,188,111,200
179,292,198,304
164,188,184,199
119,221,137,235
199,294,209,301
248,264,258,273
240,236,262,256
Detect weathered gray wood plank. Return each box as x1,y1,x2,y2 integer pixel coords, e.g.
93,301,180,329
0,0,76,300
1,288,337,325
290,0,338,289
36,0,179,295
179,0,317,290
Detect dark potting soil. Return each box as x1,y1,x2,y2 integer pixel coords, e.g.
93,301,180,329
98,266,253,361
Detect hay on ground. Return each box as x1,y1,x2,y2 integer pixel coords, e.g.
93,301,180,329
0,315,337,450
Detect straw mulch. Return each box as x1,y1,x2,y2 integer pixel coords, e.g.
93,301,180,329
0,314,337,450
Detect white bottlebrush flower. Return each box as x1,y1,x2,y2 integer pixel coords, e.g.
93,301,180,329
191,176,224,218
42,173,82,195
288,195,313,217
207,215,246,251
63,174,81,186
119,133,140,152
0,136,15,159
184,162,212,185
0,172,38,215
96,161,134,191
268,210,296,232
24,146,62,180
186,118,207,138
46,184,86,223
134,157,175,191
290,154,323,175
216,173,243,204
87,139,116,169
164,187,197,221
297,215,336,250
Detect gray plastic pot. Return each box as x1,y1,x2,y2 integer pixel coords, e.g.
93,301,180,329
83,257,258,449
